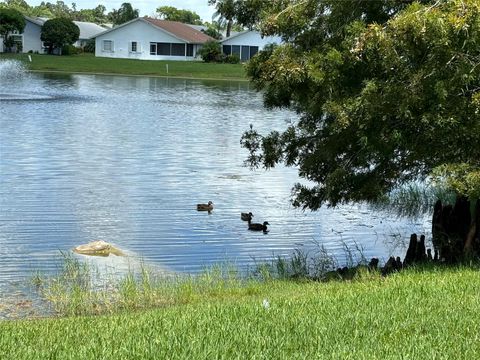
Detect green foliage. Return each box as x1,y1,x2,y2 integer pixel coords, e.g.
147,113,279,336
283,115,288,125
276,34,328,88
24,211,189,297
1,1,109,23
209,0,268,36
0,7,25,51
224,53,240,64
155,6,202,25
203,26,222,40
108,2,139,25
41,17,79,54
198,40,222,62
243,0,480,209
61,44,80,55
83,39,95,53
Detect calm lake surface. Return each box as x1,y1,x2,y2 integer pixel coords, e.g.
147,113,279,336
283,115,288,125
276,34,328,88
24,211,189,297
0,60,430,296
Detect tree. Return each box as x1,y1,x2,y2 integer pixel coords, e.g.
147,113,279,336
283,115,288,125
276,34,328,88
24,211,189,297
208,0,268,37
109,2,138,26
41,1,73,19
74,5,107,23
156,6,202,25
208,0,235,38
203,26,222,40
0,7,25,52
241,0,480,257
40,17,79,54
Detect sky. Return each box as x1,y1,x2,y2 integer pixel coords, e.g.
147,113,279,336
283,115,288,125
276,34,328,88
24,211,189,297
26,1,217,22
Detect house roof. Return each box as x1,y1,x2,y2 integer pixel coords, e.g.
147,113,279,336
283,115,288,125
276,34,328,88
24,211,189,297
73,21,106,40
23,16,105,40
221,30,255,43
143,18,213,43
94,17,214,44
24,16,44,26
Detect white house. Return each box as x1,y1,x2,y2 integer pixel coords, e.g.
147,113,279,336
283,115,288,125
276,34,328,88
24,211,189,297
73,21,106,48
0,16,43,53
0,16,105,53
94,17,214,61
221,31,282,62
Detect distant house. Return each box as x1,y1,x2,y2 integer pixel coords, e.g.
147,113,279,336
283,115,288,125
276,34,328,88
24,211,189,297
72,21,108,48
0,16,43,53
0,16,105,53
221,31,282,62
94,17,214,61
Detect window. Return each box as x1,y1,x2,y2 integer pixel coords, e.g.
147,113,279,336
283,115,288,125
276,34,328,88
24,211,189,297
149,42,191,56
241,46,250,62
150,43,157,55
249,46,259,59
157,42,170,55
232,45,240,57
222,45,232,55
171,43,185,56
130,41,137,52
186,44,194,57
103,40,113,51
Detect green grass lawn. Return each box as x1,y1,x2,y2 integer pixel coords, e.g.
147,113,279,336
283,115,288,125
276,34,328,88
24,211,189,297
0,53,246,80
1,266,480,359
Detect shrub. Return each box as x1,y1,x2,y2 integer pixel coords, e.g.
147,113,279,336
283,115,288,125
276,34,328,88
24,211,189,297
83,39,95,53
198,40,222,62
61,44,80,55
224,54,240,64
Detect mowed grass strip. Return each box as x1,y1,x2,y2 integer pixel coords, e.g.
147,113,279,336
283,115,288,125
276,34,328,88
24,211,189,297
0,53,246,80
1,267,480,359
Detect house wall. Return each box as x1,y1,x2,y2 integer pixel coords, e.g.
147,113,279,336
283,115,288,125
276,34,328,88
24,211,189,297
222,32,281,48
0,20,44,53
22,20,44,53
95,20,199,61
221,31,282,61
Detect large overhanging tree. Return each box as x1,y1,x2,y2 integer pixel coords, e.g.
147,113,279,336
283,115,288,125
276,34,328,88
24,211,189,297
241,0,480,258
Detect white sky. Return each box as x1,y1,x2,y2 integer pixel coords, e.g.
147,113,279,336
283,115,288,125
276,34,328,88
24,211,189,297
26,1,216,22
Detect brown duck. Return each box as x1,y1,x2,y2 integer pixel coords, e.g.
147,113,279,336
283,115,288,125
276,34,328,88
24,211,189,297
248,220,269,232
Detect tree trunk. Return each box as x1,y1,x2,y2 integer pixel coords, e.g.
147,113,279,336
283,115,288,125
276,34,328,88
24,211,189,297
226,19,233,38
464,200,480,254
432,197,479,261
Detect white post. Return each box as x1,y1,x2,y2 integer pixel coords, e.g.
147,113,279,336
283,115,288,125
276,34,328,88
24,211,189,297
166,64,169,74
28,55,32,62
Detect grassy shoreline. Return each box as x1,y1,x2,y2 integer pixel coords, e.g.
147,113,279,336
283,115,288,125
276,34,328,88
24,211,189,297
1,264,480,359
0,53,247,81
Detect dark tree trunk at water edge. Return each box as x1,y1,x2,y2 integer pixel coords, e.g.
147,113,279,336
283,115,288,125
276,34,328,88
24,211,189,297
432,197,480,262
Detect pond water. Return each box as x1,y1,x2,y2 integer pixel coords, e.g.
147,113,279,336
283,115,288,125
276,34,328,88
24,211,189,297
0,60,431,297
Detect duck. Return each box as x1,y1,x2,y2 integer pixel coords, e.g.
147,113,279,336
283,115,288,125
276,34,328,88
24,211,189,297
197,201,213,211
248,220,269,232
241,212,253,221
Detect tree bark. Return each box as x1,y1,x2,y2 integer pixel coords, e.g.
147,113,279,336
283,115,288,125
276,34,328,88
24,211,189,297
432,197,479,261
226,19,233,38
464,200,479,254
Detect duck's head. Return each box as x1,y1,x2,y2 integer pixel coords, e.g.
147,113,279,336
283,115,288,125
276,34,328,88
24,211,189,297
263,221,270,225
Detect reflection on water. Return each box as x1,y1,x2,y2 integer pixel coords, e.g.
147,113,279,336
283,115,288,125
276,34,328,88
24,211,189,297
0,64,431,300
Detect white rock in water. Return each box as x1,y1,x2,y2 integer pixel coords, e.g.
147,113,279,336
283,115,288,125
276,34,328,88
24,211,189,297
73,240,124,257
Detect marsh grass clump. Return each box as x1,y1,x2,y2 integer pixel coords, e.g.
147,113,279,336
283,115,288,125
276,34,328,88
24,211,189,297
33,243,377,317
371,182,457,218
34,254,263,317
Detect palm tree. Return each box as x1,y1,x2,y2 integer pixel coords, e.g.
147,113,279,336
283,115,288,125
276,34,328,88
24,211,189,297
208,0,236,38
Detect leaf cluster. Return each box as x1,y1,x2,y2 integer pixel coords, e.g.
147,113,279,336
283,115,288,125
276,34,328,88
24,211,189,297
156,6,202,25
40,17,79,51
0,7,25,42
244,0,480,208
